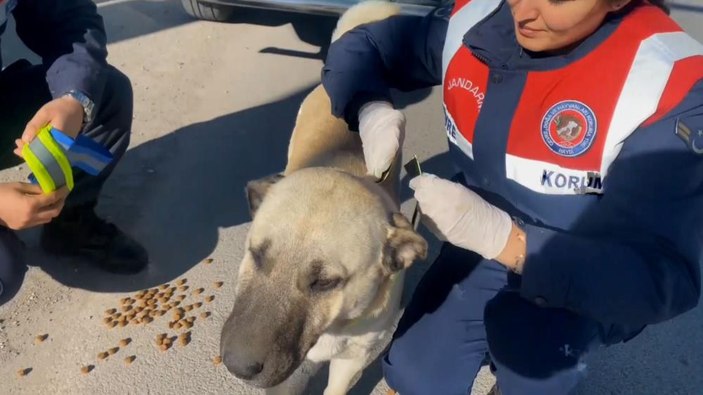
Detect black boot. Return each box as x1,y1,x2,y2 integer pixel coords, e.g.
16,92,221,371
40,203,148,274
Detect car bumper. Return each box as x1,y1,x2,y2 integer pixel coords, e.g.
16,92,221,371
201,0,439,16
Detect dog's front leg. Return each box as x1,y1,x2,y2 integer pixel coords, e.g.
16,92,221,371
323,355,369,395
265,359,323,395
265,379,297,395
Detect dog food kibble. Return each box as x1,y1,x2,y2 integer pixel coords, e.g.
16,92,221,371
34,334,49,344
124,355,136,365
200,312,211,319
184,305,193,312
159,284,169,290
175,295,186,301
194,302,203,309
214,281,224,288
178,285,189,292
81,365,94,375
109,321,118,329
98,352,109,360
160,343,170,352
205,295,215,303
17,368,31,377
105,308,117,315
102,317,112,325
120,297,130,304
119,321,128,327
121,305,132,312
108,347,120,355
178,332,191,347
176,279,187,286
204,258,214,264
142,316,154,324
213,356,222,365
119,338,131,347
193,288,204,296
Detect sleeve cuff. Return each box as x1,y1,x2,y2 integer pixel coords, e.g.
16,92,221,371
519,224,571,308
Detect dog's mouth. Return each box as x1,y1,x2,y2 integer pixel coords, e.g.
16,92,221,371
220,302,326,388
223,330,321,388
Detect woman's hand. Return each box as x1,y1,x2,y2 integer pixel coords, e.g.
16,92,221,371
410,173,525,270
358,101,405,180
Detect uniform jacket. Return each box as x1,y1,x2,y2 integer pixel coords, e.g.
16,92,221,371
321,0,703,343
0,0,109,105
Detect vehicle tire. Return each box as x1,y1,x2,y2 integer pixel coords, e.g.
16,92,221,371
180,0,235,22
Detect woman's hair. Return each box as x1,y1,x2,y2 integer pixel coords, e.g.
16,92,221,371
615,0,670,15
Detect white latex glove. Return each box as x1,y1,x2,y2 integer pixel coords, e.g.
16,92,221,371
409,173,513,260
358,101,405,180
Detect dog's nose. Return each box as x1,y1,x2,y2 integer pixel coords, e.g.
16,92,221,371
223,352,264,380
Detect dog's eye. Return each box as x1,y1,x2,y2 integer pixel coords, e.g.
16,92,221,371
309,277,342,293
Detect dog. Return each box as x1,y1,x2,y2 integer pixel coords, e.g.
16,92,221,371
219,2,428,394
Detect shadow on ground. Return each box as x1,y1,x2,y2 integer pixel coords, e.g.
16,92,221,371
26,83,432,293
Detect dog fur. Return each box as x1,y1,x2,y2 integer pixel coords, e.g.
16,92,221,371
219,3,426,394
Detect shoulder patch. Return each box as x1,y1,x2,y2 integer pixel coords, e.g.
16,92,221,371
675,118,703,155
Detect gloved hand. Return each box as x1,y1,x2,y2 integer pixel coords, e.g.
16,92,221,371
409,173,513,260
358,101,405,180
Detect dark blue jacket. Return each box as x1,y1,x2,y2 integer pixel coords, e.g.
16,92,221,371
322,2,703,343
0,0,108,104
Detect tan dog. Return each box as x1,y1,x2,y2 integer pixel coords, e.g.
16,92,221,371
219,2,428,395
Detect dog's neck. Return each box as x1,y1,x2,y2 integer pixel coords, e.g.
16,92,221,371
334,271,401,333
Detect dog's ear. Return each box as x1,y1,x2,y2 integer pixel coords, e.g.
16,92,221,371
245,173,284,218
383,212,428,272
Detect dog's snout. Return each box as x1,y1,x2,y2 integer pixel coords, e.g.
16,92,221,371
223,352,264,380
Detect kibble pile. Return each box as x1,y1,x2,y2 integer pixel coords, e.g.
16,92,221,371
17,258,225,377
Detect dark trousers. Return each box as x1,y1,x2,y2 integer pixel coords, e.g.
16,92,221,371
382,243,605,395
0,59,133,305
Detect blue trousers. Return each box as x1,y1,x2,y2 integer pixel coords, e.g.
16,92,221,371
382,243,604,395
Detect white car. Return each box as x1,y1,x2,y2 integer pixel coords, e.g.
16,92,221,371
180,0,445,21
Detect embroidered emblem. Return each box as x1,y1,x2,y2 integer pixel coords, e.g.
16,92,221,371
541,100,597,157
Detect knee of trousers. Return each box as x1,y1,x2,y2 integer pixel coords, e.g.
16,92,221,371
382,333,477,395
94,65,134,159
0,228,27,305
485,291,599,381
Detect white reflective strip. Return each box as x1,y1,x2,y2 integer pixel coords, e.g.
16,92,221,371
601,32,703,176
505,154,603,195
444,104,474,159
441,0,502,80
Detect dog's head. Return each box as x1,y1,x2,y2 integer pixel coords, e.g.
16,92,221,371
220,168,427,387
